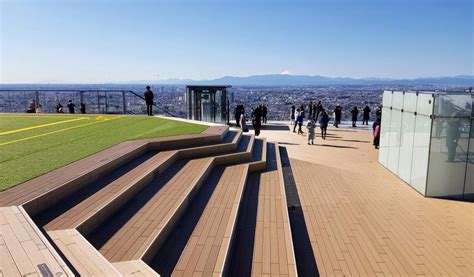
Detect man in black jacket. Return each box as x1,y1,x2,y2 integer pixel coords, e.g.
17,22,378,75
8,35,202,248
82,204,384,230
144,86,154,116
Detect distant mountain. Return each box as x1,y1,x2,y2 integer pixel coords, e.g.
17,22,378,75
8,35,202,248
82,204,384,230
155,74,474,86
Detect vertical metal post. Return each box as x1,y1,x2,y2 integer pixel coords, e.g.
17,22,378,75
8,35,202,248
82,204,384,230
105,91,108,114
122,91,127,114
35,91,39,109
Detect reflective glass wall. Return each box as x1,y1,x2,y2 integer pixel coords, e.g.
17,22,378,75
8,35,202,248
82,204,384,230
379,90,473,200
185,86,229,124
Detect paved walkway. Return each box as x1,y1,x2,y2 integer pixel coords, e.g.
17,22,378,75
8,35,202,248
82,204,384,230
254,121,474,276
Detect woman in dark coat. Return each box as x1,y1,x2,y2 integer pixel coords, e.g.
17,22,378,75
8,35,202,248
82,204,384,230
351,106,359,127
319,110,330,139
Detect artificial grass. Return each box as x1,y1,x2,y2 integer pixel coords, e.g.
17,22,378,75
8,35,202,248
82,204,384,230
0,114,208,191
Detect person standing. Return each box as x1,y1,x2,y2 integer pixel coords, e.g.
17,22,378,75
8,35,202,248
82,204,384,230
308,101,313,119
315,101,323,121
262,104,268,124
373,119,381,149
293,108,299,132
351,106,359,127
290,105,296,126
334,105,342,128
80,103,86,114
144,86,154,116
27,99,36,113
252,114,262,136
240,110,248,132
363,105,371,125
67,100,76,114
319,110,329,139
306,118,316,145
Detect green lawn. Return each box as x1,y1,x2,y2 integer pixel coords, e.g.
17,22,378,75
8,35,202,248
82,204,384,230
0,114,208,191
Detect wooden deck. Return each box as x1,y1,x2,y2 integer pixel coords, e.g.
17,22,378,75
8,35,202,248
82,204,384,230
3,121,472,276
251,142,298,276
0,206,72,276
256,122,474,276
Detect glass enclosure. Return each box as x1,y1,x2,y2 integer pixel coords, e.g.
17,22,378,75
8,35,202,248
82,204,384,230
185,85,230,124
379,90,473,200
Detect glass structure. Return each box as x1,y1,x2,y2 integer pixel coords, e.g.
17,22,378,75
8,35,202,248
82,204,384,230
379,90,473,200
186,85,230,124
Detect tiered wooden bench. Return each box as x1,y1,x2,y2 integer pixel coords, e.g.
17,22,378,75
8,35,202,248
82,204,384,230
97,157,214,262
251,142,297,276
172,164,249,276
249,138,267,172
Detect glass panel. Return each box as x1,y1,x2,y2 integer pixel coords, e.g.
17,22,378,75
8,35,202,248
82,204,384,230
392,91,404,110
416,93,434,116
464,118,473,200
410,114,431,195
378,107,391,167
382,90,392,107
403,92,418,113
215,90,222,123
387,109,402,174
434,93,472,117
426,117,470,199
200,93,212,122
398,112,416,183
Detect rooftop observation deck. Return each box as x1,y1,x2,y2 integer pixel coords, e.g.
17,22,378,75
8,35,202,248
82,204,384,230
0,118,472,276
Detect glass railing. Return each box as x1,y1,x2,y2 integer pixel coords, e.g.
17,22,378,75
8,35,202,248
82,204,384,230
379,90,473,201
0,89,176,116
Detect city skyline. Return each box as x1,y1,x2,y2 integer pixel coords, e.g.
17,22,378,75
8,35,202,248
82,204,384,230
1,0,473,83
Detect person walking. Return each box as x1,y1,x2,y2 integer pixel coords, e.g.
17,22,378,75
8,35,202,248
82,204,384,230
235,105,242,127
297,109,304,135
363,105,371,125
262,105,268,124
67,100,76,114
144,86,154,116
290,105,296,126
333,105,342,128
308,101,313,119
319,110,329,139
351,106,359,127
306,118,316,145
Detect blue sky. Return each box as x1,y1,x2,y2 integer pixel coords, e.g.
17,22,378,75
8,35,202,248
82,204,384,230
1,0,472,83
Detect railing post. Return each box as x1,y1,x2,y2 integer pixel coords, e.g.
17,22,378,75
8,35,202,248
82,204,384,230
35,91,39,109
122,91,127,114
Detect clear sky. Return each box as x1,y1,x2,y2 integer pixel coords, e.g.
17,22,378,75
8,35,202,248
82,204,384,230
0,0,472,83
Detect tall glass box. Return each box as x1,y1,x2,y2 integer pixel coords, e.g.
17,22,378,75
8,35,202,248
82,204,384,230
379,90,473,200
186,85,231,124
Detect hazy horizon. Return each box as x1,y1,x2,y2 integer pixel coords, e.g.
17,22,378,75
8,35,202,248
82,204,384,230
1,0,473,83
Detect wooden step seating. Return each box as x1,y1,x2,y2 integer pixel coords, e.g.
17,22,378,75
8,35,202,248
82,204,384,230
95,134,255,265
48,229,121,276
249,138,267,172
171,164,249,276
251,142,298,276
97,157,215,262
36,131,238,276
112,260,159,276
42,131,242,235
1,125,227,213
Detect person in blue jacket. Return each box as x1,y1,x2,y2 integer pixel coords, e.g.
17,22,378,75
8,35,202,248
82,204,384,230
319,109,330,140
